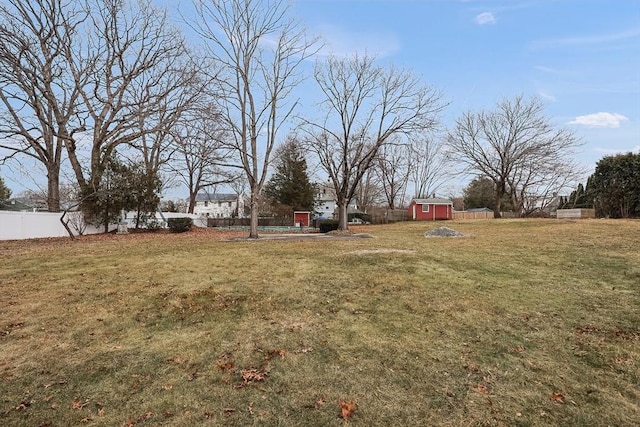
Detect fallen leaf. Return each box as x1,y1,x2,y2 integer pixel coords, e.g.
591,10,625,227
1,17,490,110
265,348,286,360
551,392,564,403
465,362,479,372
476,384,489,394
240,368,268,384
223,407,236,413
512,345,525,353
98,408,105,416
168,356,186,365
316,398,325,406
80,416,93,423
339,400,356,420
217,362,234,371
16,400,31,410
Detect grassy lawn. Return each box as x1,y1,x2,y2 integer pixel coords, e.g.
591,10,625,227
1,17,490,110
1,219,638,426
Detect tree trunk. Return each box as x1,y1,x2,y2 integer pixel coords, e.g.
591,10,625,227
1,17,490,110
337,201,349,231
249,188,259,238
493,194,503,219
46,168,61,212
188,191,197,214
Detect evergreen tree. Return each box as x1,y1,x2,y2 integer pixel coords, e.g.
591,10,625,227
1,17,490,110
0,175,11,201
264,136,316,214
462,176,509,210
589,152,640,218
82,155,162,231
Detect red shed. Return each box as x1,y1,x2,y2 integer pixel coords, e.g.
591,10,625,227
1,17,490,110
409,198,453,221
293,211,311,227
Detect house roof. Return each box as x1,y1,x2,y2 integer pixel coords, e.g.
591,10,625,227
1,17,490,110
412,198,453,205
0,199,35,212
195,193,237,202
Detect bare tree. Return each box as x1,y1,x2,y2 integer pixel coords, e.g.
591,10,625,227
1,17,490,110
375,137,410,209
64,0,195,208
0,0,197,217
170,105,238,213
0,0,86,211
300,54,445,230
447,95,582,217
409,135,450,199
355,167,384,213
191,0,318,238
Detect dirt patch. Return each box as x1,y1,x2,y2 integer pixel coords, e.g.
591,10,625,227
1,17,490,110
228,232,374,241
346,249,415,255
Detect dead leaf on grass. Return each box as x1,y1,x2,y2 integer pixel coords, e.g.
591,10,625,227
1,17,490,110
167,356,186,365
465,362,479,372
265,348,286,360
16,400,31,410
512,345,525,353
217,361,234,371
240,368,268,385
551,392,565,403
476,384,489,394
339,400,356,420
72,399,90,410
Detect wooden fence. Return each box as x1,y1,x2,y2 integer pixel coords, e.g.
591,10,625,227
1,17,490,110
556,209,596,219
452,210,495,220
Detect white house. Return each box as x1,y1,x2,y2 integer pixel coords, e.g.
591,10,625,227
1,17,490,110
193,192,244,218
314,183,358,219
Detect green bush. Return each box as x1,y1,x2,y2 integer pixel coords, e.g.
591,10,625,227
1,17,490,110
318,219,339,233
167,217,193,233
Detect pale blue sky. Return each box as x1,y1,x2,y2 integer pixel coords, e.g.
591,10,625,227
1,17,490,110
292,0,640,173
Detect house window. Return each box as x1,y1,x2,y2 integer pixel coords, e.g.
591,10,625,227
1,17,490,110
204,201,208,207
228,201,232,207
421,204,430,213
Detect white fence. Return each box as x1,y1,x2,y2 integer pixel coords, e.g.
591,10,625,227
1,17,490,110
0,211,206,241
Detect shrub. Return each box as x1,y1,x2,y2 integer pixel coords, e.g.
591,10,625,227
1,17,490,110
146,219,164,232
318,219,339,233
167,217,193,233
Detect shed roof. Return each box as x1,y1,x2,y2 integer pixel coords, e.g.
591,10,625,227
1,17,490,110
412,198,453,205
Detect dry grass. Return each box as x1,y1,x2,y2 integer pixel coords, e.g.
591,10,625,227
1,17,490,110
1,219,639,426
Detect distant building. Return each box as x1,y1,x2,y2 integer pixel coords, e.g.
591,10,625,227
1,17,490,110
314,183,358,219
408,197,453,221
193,192,244,218
0,198,36,212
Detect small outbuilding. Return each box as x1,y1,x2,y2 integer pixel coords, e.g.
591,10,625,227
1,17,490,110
409,198,453,221
293,211,311,227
